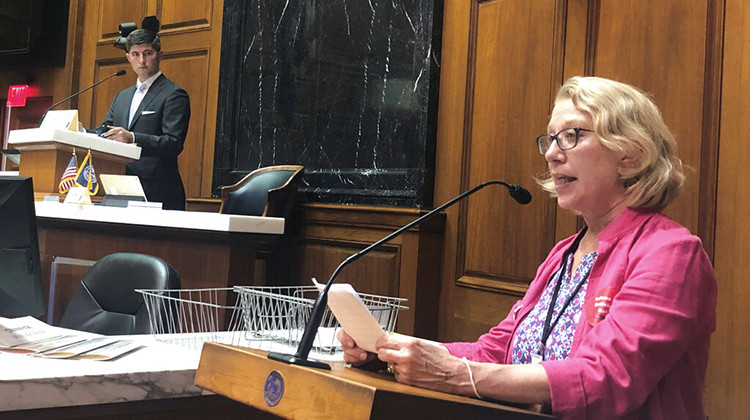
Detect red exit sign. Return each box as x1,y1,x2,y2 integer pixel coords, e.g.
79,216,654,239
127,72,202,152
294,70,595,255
7,85,29,107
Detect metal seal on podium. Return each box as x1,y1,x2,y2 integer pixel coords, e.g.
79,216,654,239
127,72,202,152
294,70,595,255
263,370,285,407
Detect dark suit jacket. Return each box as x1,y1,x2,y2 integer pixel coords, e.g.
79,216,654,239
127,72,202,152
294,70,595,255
102,74,190,210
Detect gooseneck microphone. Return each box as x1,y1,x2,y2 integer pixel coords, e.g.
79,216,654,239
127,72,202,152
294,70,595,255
267,180,532,369
38,70,127,126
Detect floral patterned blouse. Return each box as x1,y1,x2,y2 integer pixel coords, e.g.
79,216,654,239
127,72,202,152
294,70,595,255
511,251,598,364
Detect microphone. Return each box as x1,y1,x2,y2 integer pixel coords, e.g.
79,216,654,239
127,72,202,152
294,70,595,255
39,70,127,126
268,180,532,369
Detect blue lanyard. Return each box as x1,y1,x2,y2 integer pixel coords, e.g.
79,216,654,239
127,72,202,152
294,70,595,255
538,228,590,360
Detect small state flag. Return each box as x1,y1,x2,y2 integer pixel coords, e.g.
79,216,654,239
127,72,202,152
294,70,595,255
58,151,78,194
74,150,99,195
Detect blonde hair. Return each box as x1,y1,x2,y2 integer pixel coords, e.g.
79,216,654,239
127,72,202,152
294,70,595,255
536,76,685,211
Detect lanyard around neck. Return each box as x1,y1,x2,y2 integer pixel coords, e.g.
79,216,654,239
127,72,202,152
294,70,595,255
538,227,590,359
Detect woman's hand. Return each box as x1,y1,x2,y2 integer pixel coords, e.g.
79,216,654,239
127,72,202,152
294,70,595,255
336,329,378,366
339,331,550,404
375,334,465,394
376,334,551,404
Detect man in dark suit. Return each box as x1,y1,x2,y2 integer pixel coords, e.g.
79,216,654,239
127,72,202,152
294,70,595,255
97,29,190,210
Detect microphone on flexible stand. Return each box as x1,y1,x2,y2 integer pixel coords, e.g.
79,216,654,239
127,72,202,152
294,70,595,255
38,70,127,126
267,180,532,369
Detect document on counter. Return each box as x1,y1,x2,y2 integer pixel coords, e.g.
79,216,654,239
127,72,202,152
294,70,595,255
312,278,386,353
40,337,142,360
0,316,142,360
0,316,70,351
5,334,87,354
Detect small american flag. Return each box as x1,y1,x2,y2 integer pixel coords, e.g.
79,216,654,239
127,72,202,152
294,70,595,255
58,151,78,194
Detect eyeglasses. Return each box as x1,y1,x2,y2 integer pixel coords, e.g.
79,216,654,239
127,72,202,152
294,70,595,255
535,127,594,155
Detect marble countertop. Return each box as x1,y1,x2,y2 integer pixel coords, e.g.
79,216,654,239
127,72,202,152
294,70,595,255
0,320,347,413
0,335,206,412
34,201,285,235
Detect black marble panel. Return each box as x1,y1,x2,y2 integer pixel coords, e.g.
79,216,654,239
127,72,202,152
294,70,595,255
214,0,443,207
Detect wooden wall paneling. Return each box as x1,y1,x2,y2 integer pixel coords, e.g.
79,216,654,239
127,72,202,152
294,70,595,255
159,51,210,199
553,0,594,244
292,204,445,338
593,0,710,236
56,1,85,113
433,0,473,342
38,224,254,292
400,226,444,338
298,242,400,296
74,0,97,127
698,0,724,259
97,0,148,42
77,1,141,128
0,1,84,133
434,0,567,341
157,0,212,31
451,285,520,340
91,61,134,126
296,240,404,330
708,0,748,417
561,0,594,79
459,0,558,290
198,7,224,198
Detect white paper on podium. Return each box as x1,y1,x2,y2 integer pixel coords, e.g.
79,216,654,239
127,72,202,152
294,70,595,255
313,279,386,353
40,110,79,130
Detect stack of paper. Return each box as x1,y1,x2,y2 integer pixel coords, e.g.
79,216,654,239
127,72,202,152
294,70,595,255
0,316,141,361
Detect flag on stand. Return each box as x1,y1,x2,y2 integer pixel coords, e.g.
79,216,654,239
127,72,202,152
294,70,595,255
58,150,78,194
74,150,99,195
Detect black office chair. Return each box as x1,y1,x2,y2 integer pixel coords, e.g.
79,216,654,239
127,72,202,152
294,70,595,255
59,253,181,335
219,165,304,285
219,165,304,218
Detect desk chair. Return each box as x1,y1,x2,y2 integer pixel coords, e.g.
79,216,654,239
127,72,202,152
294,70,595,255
59,253,181,335
219,165,304,218
219,165,304,285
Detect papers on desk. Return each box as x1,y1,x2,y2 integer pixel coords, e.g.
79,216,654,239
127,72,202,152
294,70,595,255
0,316,141,360
313,279,387,353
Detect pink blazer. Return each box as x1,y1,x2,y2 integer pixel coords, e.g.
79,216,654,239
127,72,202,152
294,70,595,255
444,208,717,420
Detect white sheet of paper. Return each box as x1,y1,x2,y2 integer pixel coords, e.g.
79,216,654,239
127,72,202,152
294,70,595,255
63,186,92,204
40,109,79,130
313,279,386,353
0,316,62,348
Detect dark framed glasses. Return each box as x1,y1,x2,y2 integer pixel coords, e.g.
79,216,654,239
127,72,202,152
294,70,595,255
536,127,594,155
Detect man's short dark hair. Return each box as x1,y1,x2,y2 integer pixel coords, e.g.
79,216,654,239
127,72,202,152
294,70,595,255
125,29,161,52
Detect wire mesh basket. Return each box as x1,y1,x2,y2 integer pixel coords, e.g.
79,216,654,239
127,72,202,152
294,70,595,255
136,286,408,356
136,287,244,350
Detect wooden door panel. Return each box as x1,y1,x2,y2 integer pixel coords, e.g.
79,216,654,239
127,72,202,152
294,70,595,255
709,0,750,417
298,243,400,298
158,0,212,31
91,63,133,127
97,0,148,42
459,0,559,289
593,0,709,234
160,52,210,199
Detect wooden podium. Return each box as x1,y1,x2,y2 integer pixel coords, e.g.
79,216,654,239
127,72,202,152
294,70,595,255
195,342,555,420
7,128,141,199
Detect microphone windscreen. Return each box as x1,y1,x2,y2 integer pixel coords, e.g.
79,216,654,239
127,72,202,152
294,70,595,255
115,70,126,76
509,185,532,204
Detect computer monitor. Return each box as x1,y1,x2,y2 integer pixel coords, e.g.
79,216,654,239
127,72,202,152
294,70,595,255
0,176,44,318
